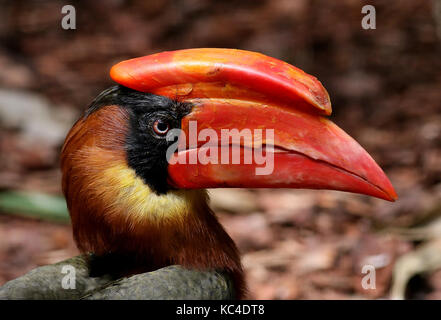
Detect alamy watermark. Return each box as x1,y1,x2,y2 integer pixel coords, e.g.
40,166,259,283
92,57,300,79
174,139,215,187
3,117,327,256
165,121,275,175
361,264,376,290
361,5,376,30
61,264,76,289
61,5,76,30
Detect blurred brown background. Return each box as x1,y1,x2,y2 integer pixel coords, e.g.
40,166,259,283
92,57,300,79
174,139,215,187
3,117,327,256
0,0,440,299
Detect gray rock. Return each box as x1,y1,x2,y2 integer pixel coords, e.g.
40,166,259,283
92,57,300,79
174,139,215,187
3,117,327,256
0,255,234,300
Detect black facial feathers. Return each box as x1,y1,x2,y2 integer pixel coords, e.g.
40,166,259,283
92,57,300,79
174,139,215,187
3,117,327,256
86,85,192,194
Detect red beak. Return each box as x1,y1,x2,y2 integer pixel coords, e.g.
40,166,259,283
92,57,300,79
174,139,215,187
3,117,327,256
111,48,397,201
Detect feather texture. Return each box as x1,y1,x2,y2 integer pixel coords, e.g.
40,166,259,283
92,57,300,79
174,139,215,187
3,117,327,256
61,105,245,298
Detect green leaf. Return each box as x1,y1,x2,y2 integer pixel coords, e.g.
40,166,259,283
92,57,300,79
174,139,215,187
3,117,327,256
0,191,70,223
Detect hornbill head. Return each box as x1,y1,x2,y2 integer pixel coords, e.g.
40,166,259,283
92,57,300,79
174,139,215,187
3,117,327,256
61,48,397,298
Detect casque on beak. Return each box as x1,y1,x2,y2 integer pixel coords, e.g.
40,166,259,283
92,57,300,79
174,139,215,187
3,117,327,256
110,48,397,201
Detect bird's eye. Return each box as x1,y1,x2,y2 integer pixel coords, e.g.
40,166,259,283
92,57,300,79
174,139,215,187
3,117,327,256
153,119,170,136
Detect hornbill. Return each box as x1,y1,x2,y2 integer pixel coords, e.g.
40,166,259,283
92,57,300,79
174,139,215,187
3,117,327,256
1,48,397,299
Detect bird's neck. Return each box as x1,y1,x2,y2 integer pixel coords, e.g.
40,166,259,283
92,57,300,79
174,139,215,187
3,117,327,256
61,107,245,297
65,152,245,297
